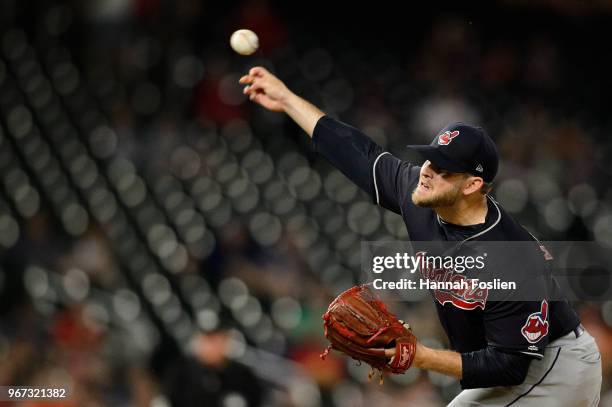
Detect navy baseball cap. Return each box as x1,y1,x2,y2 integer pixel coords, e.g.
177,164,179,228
407,122,499,182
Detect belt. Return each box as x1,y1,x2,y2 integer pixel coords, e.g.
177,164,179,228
573,323,585,338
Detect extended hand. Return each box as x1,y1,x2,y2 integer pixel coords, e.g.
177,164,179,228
239,67,292,112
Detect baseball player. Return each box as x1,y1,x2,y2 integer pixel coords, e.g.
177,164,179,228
239,67,602,406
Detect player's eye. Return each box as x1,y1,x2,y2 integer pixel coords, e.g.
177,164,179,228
430,163,449,176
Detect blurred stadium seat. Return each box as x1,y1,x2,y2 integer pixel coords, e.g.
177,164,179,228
1,1,612,406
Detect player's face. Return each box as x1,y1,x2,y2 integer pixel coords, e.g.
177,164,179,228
411,160,466,208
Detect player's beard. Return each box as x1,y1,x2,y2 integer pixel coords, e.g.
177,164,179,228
411,184,462,208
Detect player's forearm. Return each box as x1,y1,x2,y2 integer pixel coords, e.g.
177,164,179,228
412,344,532,388
281,92,325,138
413,343,463,379
460,347,531,389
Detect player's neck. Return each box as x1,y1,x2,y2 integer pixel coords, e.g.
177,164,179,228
435,195,488,226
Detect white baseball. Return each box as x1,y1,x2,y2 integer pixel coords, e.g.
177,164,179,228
230,29,259,56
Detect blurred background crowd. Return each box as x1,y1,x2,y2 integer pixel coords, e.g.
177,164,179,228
1,0,612,406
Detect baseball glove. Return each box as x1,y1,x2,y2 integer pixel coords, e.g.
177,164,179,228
320,285,417,380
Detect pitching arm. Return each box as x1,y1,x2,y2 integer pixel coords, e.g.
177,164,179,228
241,67,417,214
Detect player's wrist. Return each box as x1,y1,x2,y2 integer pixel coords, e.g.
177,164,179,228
413,342,428,369
279,90,299,112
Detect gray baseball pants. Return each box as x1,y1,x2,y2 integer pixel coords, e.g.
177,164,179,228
448,328,602,406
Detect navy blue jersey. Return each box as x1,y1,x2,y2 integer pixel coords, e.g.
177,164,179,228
312,116,580,360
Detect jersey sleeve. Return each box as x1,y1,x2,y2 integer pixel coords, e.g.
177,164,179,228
460,346,532,389
312,116,419,214
484,299,551,359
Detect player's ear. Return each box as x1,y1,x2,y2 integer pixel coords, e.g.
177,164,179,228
462,176,484,195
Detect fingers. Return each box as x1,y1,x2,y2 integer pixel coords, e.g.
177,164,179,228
239,74,258,85
239,74,260,96
249,66,267,77
242,84,256,96
239,67,266,85
240,66,267,83
242,78,265,96
240,67,272,96
248,80,264,92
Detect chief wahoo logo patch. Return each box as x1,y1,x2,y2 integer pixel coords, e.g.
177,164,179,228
438,130,460,145
521,300,549,343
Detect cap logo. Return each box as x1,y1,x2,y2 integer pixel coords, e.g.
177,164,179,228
475,164,483,172
438,130,460,145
